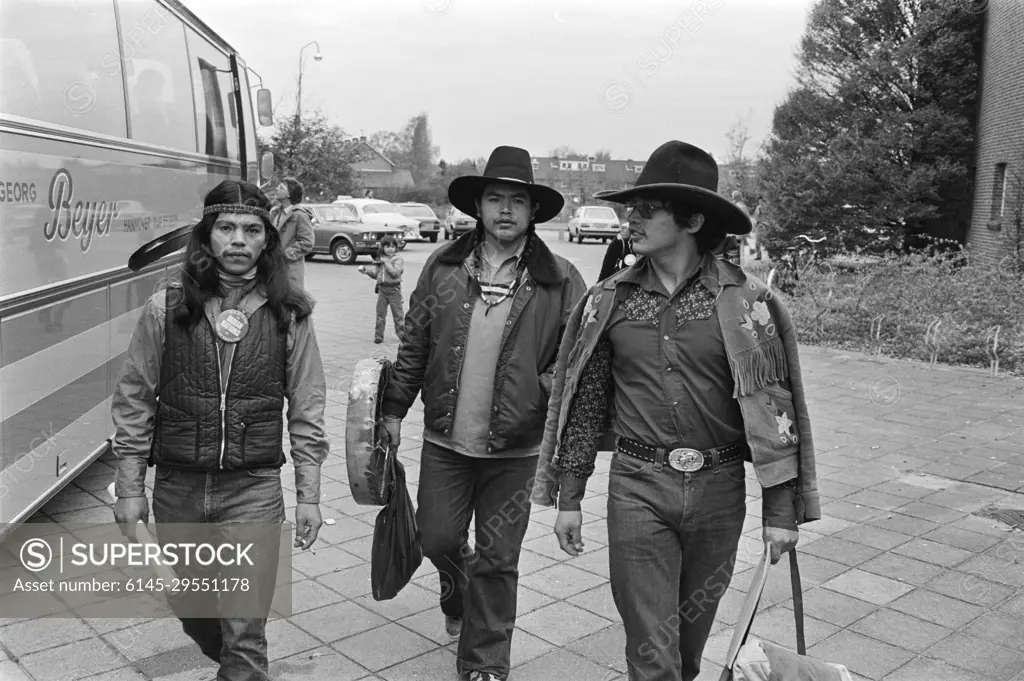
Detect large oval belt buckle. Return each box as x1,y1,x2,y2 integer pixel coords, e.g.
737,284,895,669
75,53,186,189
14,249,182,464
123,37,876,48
667,448,704,473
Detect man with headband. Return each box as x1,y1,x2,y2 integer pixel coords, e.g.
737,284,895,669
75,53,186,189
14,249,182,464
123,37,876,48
111,180,329,680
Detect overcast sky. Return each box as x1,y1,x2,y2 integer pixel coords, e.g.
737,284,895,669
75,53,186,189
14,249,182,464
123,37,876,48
185,0,817,163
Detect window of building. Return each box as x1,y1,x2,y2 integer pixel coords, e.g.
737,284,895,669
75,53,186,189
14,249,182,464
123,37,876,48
531,160,539,171
992,163,1008,219
593,163,606,172
0,0,127,137
634,165,644,173
185,28,238,160
116,0,197,151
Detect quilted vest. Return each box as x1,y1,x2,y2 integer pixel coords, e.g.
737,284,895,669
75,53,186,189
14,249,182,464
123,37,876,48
150,300,287,471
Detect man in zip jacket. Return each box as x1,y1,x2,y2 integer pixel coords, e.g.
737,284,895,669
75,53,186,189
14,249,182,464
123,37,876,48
111,180,329,681
380,146,587,681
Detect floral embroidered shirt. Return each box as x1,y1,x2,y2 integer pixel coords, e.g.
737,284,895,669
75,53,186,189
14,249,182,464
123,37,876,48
606,257,745,451
570,253,798,530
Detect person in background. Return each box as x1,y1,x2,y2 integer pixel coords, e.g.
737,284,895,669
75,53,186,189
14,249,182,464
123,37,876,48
598,221,636,281
358,235,405,344
270,176,315,290
111,180,328,681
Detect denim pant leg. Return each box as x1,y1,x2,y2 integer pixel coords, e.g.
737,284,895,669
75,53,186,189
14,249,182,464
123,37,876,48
457,455,537,679
416,442,476,618
676,461,747,680
152,468,223,663
374,292,390,342
211,468,286,681
385,287,405,342
606,453,686,681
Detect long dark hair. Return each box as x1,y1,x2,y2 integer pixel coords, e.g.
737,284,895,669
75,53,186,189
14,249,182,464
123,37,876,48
173,180,314,331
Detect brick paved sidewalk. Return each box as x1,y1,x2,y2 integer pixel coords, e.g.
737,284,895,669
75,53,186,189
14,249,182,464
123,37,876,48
2,242,1023,681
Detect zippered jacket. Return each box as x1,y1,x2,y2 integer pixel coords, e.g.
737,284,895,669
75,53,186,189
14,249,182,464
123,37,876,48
111,283,329,504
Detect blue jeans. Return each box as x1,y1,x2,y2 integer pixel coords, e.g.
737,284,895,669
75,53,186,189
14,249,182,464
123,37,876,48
607,451,747,681
375,285,405,343
152,466,286,681
416,441,536,680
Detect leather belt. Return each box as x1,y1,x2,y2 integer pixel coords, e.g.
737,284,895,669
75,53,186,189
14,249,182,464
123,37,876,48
616,437,748,473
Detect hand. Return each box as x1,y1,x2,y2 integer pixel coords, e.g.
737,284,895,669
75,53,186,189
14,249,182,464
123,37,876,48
294,503,323,551
113,496,150,541
554,510,584,557
382,417,402,453
764,526,799,564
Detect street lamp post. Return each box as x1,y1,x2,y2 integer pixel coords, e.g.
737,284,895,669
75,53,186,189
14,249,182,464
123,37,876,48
296,41,322,123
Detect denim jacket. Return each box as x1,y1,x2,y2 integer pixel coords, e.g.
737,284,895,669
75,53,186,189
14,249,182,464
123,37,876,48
530,255,821,525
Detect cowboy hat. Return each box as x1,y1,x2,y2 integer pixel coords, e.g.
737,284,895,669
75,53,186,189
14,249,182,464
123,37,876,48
448,146,564,224
593,141,752,235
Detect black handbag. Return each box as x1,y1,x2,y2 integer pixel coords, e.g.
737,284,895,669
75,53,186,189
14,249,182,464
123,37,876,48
370,455,423,601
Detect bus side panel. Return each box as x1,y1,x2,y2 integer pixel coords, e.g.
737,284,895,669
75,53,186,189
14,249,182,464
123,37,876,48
0,131,237,301
0,132,235,527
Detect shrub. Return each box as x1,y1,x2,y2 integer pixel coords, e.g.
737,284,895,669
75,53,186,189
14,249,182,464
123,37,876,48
774,249,1024,376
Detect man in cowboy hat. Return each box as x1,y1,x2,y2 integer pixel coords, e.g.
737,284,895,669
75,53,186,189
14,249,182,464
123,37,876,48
531,141,821,681
380,145,587,681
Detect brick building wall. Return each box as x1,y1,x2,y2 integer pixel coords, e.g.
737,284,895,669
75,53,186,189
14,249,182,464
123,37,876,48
969,0,1024,266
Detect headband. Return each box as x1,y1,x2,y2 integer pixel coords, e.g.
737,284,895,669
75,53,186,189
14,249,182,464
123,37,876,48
202,203,271,220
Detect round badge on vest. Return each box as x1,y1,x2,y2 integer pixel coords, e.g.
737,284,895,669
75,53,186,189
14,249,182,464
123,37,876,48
215,309,249,343
623,254,637,266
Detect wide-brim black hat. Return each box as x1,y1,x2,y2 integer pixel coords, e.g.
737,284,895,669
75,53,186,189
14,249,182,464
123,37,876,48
593,141,751,235
448,146,564,224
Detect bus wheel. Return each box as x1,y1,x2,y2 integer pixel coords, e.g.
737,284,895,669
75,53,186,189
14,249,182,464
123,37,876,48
332,239,356,265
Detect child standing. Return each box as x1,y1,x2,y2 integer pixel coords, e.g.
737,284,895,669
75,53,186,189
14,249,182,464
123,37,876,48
359,236,405,344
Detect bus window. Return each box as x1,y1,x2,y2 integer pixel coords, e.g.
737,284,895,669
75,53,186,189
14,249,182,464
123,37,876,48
185,29,239,161
0,0,127,137
114,0,197,152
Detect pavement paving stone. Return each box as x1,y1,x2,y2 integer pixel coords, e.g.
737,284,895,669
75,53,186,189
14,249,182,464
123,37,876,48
865,512,941,537
920,525,1005,553
890,537,975,567
806,629,915,679
833,524,914,551
820,569,916,605
849,608,953,653
881,656,999,681
799,536,884,567
857,552,947,587
925,632,1024,679
335,622,436,672
924,568,1019,607
887,588,984,627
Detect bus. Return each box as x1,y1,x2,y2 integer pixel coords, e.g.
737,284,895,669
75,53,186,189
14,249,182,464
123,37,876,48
0,0,275,541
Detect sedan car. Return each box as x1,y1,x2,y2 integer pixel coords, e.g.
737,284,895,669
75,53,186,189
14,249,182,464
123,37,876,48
444,206,476,240
335,198,422,244
297,203,405,265
397,203,442,242
568,205,621,243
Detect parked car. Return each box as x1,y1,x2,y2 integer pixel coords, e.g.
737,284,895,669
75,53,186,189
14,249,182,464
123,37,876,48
297,203,405,265
568,205,621,243
397,203,442,242
444,206,476,239
334,198,423,244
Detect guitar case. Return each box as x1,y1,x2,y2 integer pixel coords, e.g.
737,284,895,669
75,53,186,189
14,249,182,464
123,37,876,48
346,357,397,506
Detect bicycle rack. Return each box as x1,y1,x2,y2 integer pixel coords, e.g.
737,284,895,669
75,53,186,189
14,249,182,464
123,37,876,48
924,319,942,370
870,315,884,357
985,325,1001,375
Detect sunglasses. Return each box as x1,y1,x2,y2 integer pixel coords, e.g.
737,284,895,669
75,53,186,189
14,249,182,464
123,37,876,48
623,199,668,219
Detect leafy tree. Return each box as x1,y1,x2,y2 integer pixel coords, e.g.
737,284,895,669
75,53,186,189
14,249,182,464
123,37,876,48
757,0,982,256
260,110,358,201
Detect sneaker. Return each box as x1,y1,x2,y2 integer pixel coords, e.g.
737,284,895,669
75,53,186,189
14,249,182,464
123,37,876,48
468,673,503,681
445,615,462,639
